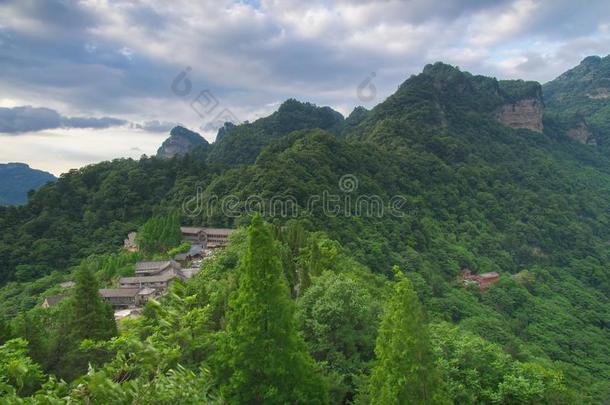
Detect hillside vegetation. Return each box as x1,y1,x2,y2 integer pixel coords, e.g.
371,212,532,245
0,61,609,403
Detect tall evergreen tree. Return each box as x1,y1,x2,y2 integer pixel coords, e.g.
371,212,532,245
216,215,327,405
51,260,117,380
70,261,117,342
137,211,182,255
366,267,446,405
309,238,322,277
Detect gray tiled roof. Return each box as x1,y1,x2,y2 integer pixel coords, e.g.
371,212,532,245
119,274,175,284
99,288,141,298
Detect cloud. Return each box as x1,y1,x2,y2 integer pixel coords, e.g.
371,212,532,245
132,120,179,132
0,106,127,134
0,0,609,138
61,116,127,129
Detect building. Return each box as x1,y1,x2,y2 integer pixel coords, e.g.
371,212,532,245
135,260,182,277
118,273,182,291
181,227,206,244
99,288,153,309
41,295,66,308
174,244,204,262
203,228,233,246
180,226,234,247
461,269,500,290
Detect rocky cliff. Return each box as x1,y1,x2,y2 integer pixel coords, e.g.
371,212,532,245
495,94,544,133
157,126,209,158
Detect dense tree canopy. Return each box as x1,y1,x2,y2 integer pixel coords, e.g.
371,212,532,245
215,215,327,404
0,61,609,403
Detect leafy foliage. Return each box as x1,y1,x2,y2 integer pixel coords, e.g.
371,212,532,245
214,216,327,404
1,60,610,403
136,211,182,255
365,268,445,404
0,163,55,206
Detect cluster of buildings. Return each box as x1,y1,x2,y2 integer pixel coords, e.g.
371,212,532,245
43,226,234,319
99,260,185,310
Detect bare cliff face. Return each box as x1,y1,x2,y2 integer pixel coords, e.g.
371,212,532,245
495,96,544,133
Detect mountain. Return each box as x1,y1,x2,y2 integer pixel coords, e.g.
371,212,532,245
156,100,344,165
156,125,209,158
543,55,610,147
350,62,544,143
1,60,610,401
205,98,344,166
0,163,56,205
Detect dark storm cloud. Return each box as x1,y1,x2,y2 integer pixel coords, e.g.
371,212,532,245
0,106,127,134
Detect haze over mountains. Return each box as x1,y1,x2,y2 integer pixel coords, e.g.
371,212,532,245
1,57,610,401
0,163,56,206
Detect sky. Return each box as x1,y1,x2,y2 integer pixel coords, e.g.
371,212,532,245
1,0,610,176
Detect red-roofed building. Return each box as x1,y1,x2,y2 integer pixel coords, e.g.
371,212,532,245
461,269,500,290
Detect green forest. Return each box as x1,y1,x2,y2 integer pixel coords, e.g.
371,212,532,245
1,60,609,404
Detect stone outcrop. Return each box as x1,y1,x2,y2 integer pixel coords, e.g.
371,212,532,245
157,126,209,158
495,97,544,133
567,121,596,145
586,88,610,99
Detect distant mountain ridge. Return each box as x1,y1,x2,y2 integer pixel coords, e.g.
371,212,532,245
0,163,56,205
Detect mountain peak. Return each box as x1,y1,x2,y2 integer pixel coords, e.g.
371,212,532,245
157,126,208,158
422,61,463,77
580,55,603,66
543,54,610,148
353,62,544,139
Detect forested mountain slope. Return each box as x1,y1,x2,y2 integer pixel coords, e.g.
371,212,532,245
0,163,56,206
1,61,609,402
205,98,345,166
544,55,610,148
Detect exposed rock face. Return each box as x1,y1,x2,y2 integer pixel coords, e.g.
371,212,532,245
495,97,544,133
587,88,610,99
567,122,596,145
157,126,208,158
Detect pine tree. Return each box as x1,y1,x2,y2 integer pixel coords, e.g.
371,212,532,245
217,215,327,405
366,267,446,405
51,260,117,380
70,261,117,342
309,238,322,277
137,211,182,255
